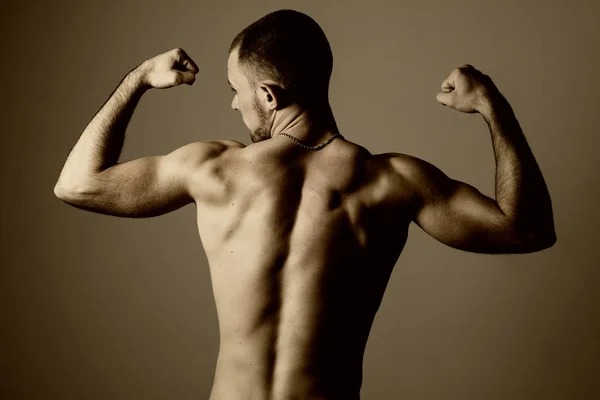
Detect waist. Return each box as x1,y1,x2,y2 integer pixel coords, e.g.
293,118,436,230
210,351,363,400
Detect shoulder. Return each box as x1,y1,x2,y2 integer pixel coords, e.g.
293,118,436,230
371,152,454,201
373,152,419,171
375,152,447,181
188,139,246,154
165,140,246,201
208,139,246,149
167,139,246,165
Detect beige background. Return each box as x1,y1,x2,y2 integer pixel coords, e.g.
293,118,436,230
1,0,598,399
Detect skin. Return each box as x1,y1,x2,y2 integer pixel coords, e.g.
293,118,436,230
54,47,556,399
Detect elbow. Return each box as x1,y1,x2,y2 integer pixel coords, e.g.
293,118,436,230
535,218,558,249
54,181,69,200
542,230,557,248
54,179,80,200
537,232,557,250
53,180,95,202
523,228,557,252
511,215,557,252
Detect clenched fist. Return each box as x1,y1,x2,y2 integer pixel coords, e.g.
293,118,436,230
137,48,199,89
436,64,497,114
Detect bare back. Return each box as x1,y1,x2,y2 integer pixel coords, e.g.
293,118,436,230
192,138,413,399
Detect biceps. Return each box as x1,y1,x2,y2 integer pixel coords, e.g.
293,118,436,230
415,180,523,253
59,156,193,218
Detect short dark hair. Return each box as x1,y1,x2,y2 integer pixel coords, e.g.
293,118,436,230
229,9,333,107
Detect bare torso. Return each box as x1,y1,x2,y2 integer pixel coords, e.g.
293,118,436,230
191,137,413,399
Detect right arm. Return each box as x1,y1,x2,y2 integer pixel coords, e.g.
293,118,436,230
53,47,246,218
54,140,242,218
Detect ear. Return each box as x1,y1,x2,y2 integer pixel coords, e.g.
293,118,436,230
258,80,287,110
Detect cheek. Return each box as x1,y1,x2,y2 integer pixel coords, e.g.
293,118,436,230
237,94,248,112
237,97,254,125
240,97,255,117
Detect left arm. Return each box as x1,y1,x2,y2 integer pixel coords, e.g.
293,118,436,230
389,65,556,254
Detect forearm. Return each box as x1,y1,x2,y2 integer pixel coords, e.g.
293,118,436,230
55,65,149,192
479,90,556,241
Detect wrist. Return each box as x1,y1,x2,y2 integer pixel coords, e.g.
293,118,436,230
126,62,152,91
477,87,505,119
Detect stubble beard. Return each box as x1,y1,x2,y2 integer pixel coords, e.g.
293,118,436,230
249,93,273,143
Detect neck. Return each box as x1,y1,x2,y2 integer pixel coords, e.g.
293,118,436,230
269,102,340,144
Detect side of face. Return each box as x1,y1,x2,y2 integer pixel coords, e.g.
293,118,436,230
227,49,273,143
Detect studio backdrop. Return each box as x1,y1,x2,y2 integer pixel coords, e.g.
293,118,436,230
1,0,598,399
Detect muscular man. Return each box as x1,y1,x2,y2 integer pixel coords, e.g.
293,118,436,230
54,9,556,400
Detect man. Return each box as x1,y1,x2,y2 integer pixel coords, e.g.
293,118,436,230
54,9,556,400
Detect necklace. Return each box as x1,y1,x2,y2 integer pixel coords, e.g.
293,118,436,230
277,132,342,151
